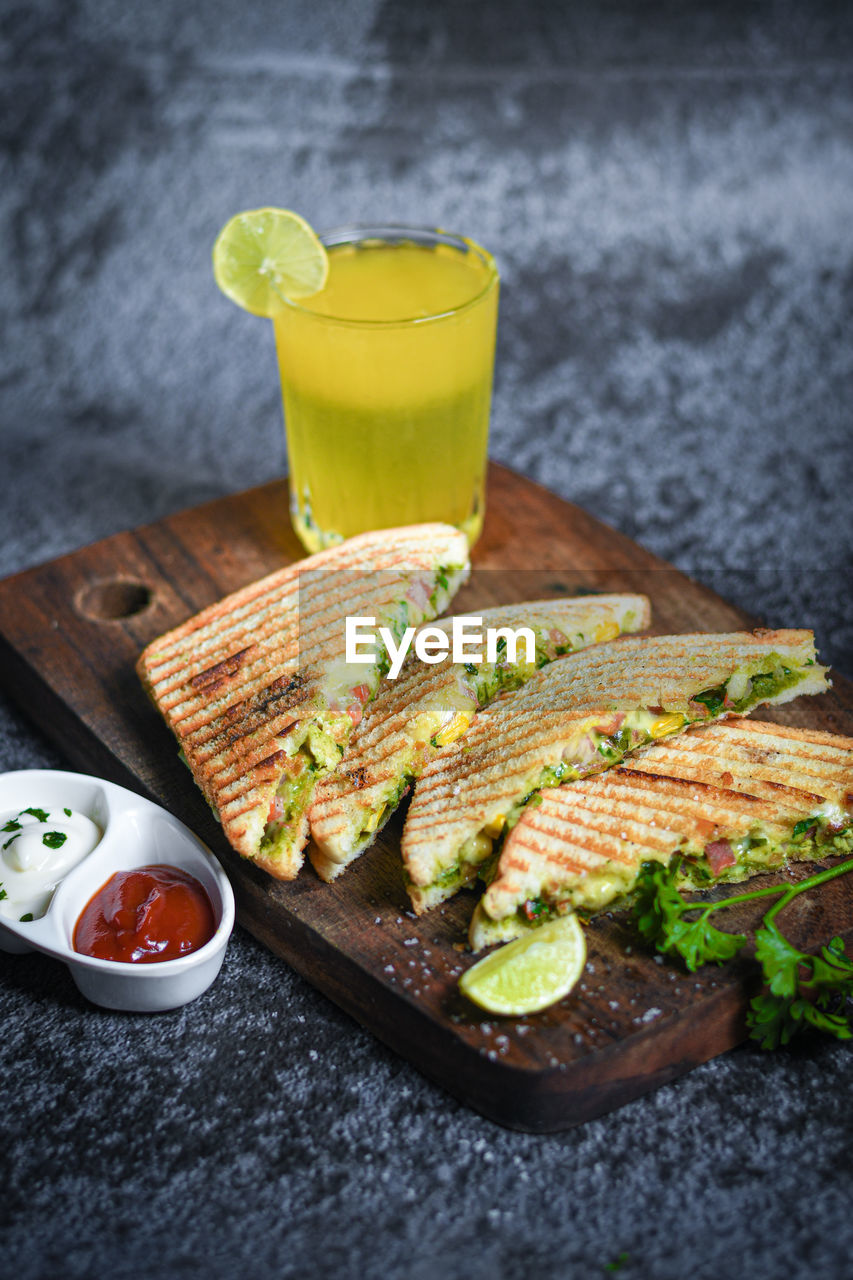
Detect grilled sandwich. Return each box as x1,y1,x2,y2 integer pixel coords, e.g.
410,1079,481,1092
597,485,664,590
308,593,651,880
137,524,469,879
402,630,829,914
469,719,853,948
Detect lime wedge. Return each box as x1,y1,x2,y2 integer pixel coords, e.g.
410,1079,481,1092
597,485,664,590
212,208,329,316
459,913,587,1016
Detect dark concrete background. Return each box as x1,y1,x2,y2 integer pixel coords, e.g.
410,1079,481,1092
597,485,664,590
1,3,852,1277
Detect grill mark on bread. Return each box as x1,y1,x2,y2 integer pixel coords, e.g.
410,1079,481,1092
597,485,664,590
256,749,287,770
189,645,256,690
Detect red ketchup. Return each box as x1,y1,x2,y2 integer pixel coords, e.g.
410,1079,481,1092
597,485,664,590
73,864,216,964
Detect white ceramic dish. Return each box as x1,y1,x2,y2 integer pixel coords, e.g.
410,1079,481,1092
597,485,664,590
0,769,235,1012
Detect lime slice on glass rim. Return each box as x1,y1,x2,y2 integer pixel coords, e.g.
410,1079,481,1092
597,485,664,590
459,913,587,1016
212,207,329,316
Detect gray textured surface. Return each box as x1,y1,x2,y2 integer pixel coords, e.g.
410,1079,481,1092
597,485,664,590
1,3,852,1277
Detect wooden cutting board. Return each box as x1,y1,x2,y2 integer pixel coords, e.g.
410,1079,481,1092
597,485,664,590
1,462,850,1132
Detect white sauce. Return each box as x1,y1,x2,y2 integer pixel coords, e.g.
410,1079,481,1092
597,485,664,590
817,800,847,825
0,806,101,921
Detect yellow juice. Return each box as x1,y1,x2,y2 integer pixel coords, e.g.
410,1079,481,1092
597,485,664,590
272,230,499,552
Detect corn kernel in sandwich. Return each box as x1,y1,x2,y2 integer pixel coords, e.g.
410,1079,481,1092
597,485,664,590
649,712,687,738
433,711,471,748
483,813,506,839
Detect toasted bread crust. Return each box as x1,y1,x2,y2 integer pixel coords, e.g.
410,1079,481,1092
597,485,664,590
402,630,827,894
476,718,852,937
137,524,469,874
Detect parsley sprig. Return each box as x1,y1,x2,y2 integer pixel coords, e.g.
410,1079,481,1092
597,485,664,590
633,860,751,970
632,856,853,1049
750,885,853,1048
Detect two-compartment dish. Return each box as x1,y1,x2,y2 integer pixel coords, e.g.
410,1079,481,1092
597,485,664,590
0,770,234,1012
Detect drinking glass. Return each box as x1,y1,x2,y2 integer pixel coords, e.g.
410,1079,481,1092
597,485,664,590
271,225,499,552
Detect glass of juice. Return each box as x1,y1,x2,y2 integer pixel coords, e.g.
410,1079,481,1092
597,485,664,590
271,225,499,553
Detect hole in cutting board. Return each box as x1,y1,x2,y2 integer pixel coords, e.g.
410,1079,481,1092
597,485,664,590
75,578,153,621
